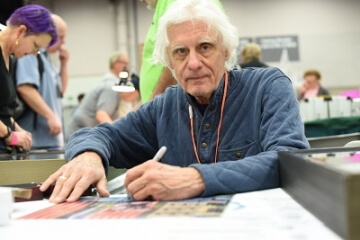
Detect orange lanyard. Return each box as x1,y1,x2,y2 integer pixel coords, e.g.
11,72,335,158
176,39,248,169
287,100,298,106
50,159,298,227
188,71,228,164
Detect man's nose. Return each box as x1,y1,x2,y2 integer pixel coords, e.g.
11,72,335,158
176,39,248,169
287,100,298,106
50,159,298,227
187,51,202,70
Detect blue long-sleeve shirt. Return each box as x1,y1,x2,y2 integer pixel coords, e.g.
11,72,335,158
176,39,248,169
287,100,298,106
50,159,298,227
65,67,309,197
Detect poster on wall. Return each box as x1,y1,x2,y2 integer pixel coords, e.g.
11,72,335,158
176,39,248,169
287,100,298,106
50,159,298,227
255,35,299,62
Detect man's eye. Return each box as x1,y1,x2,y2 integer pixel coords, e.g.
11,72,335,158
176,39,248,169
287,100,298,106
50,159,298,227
177,49,186,54
201,44,211,51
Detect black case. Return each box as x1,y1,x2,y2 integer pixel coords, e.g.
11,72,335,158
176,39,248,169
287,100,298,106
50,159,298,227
279,147,360,240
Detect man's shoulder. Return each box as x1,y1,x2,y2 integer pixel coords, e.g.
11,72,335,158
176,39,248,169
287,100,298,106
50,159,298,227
232,67,285,79
150,84,183,105
17,54,37,64
229,67,289,92
16,55,38,74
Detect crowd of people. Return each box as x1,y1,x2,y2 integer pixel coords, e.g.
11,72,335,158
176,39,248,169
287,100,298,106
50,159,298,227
1,0,317,203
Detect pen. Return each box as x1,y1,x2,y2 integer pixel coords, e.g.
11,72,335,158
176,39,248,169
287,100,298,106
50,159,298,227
106,146,167,194
152,146,167,162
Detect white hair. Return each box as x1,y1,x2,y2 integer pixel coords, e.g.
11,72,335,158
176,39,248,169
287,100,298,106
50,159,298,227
152,0,239,71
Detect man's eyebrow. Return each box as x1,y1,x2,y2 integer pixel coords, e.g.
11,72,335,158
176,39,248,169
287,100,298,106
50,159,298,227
170,45,185,52
198,37,215,44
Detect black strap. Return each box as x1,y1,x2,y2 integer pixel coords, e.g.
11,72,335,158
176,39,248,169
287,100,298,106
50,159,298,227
33,53,44,129
36,53,44,82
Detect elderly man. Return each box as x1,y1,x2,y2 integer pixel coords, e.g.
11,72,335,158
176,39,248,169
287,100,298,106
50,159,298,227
41,0,309,203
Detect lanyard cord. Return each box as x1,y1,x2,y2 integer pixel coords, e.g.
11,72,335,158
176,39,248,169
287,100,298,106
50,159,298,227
188,71,229,164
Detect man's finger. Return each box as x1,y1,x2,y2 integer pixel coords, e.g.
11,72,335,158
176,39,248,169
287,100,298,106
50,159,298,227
95,177,110,197
40,170,63,192
48,175,69,203
66,178,92,202
51,173,80,203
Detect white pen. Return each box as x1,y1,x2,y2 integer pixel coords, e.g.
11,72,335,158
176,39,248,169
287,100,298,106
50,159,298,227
106,146,167,194
153,146,167,161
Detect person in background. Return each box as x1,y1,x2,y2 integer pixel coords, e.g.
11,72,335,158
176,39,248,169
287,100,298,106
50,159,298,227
239,42,268,69
41,0,309,204
118,73,140,118
15,14,69,150
65,52,138,140
77,93,85,104
0,4,57,153
298,69,330,101
70,93,85,116
139,0,223,104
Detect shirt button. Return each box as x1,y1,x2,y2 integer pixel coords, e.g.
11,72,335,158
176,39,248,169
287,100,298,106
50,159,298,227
201,142,208,149
235,152,242,158
204,123,211,129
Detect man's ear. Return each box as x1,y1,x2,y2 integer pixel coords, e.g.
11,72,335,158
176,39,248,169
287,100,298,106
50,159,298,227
225,49,229,60
167,57,173,69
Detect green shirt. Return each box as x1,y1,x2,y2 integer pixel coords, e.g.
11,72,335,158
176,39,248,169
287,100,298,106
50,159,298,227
140,0,224,103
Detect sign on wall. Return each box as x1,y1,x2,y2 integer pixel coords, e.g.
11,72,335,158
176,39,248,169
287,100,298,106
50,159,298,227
256,35,299,62
238,35,299,63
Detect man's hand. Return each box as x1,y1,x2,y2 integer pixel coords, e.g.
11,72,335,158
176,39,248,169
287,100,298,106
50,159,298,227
47,116,62,135
40,151,109,203
58,45,70,64
124,161,205,201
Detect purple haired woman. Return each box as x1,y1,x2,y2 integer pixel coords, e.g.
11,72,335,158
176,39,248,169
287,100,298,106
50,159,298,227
0,4,58,153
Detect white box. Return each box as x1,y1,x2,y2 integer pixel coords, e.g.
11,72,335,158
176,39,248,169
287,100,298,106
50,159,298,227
328,96,352,118
352,98,360,116
300,97,329,122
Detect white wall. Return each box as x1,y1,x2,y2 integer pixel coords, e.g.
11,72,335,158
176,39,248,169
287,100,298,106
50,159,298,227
221,0,360,92
34,0,360,105
35,0,131,105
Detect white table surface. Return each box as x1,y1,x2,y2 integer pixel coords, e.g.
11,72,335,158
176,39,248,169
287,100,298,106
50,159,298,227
0,188,342,240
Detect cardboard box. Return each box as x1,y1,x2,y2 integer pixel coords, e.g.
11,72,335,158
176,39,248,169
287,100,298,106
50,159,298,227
279,148,360,240
0,152,126,186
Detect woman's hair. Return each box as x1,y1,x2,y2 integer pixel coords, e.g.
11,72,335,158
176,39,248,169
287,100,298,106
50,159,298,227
152,0,239,71
241,43,261,62
304,69,321,80
7,4,58,47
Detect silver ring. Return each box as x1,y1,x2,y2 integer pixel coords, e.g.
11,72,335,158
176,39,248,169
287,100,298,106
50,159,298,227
58,175,68,181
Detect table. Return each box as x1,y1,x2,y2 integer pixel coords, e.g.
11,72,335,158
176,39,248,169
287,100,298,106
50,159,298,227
0,189,342,240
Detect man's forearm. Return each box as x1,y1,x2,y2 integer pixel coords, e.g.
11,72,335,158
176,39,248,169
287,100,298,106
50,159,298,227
17,85,56,120
151,67,177,99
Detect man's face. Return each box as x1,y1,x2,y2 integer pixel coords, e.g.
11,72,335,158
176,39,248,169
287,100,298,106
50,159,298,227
113,56,129,75
47,21,67,53
167,20,227,104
